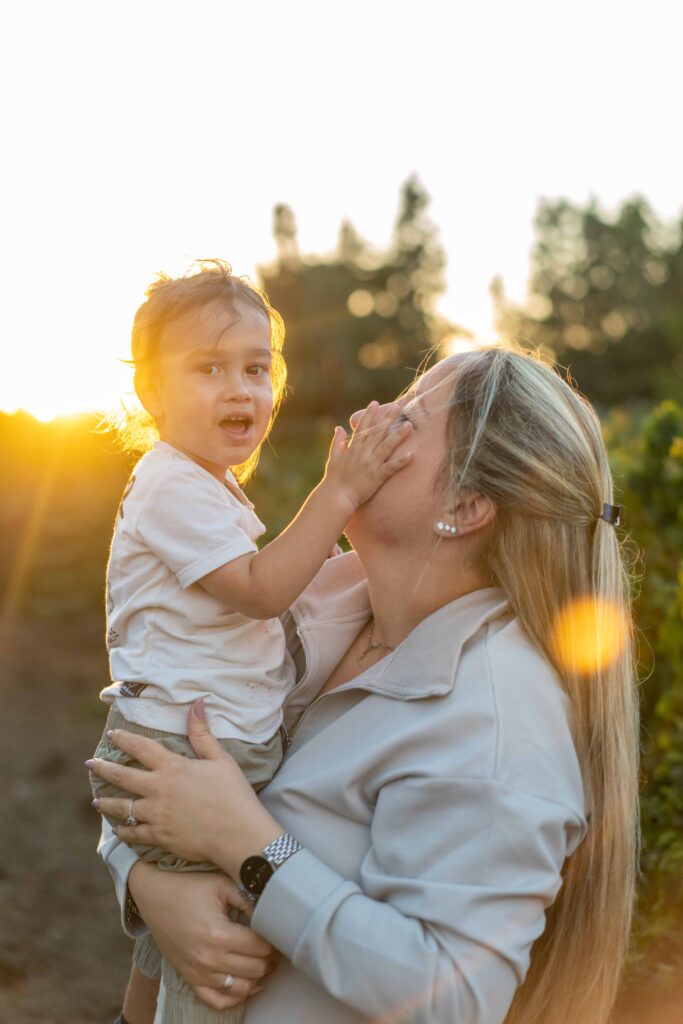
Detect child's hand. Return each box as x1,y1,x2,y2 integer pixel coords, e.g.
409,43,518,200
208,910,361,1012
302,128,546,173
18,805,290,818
323,401,413,510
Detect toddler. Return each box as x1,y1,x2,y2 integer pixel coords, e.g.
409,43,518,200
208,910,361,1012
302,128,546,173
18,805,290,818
90,260,411,1024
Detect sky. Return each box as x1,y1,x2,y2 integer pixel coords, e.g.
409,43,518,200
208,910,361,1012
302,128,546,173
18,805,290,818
1,0,681,419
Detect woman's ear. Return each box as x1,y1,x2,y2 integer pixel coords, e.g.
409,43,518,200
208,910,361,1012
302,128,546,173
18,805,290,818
450,490,496,536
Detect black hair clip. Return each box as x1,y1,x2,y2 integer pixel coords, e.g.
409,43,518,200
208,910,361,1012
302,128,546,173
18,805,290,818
598,503,621,526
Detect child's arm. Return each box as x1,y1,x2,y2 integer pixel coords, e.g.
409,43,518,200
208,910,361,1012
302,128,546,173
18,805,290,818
199,402,412,618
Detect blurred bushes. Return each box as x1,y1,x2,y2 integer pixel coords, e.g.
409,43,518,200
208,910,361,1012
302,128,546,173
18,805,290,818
494,195,683,406
611,400,683,973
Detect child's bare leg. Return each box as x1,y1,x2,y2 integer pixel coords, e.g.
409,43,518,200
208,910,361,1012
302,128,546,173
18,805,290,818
122,965,160,1024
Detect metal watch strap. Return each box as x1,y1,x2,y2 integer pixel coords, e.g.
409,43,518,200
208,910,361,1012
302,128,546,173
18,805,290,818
262,832,303,869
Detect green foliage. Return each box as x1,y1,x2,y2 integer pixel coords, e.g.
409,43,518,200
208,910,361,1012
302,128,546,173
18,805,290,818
494,196,683,406
608,400,683,972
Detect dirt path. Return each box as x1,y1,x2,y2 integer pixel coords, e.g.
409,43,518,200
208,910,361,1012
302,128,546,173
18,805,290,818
0,617,129,1024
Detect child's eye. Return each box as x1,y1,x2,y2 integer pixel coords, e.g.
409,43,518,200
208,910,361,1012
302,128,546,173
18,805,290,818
398,411,413,425
199,363,221,376
246,364,270,377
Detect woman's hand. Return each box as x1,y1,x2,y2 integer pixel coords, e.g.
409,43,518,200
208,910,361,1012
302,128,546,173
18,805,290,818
128,862,277,1011
87,700,283,877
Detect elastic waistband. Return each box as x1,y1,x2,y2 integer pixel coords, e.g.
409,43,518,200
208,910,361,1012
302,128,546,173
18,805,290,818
104,706,189,741
105,705,285,749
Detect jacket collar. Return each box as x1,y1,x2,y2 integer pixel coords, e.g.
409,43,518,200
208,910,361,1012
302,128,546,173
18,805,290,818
287,551,509,703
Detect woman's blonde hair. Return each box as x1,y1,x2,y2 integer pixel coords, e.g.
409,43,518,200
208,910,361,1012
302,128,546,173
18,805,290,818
112,259,287,484
441,345,639,1024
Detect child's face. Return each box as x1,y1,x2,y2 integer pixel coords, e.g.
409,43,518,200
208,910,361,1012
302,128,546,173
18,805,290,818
146,298,275,480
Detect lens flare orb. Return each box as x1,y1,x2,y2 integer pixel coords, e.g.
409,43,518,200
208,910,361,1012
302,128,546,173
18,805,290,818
552,597,628,675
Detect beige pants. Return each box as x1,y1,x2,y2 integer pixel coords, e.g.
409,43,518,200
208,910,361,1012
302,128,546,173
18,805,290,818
91,706,283,1023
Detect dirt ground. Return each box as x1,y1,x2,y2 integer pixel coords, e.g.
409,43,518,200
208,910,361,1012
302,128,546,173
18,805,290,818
2,614,683,1024
0,617,130,1024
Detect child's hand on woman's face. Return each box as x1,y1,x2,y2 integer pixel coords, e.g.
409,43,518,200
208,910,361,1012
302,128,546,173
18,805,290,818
324,401,413,513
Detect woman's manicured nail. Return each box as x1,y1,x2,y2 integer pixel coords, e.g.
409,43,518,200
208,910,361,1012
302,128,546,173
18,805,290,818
112,826,119,836
91,798,101,809
195,698,206,719
106,729,115,738
84,759,95,768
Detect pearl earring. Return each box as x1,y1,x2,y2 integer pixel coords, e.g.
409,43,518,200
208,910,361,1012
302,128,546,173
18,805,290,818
435,521,458,536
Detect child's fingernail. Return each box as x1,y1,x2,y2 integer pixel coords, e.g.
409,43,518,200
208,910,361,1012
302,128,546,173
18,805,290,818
84,759,95,768
91,798,101,809
195,698,206,719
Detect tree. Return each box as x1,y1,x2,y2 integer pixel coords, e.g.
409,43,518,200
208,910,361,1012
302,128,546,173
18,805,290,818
494,197,683,406
258,177,457,423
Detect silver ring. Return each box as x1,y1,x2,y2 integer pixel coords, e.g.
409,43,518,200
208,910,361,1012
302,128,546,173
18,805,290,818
222,973,235,992
125,798,139,828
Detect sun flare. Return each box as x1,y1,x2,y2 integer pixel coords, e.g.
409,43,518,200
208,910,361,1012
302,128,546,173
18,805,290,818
552,597,628,675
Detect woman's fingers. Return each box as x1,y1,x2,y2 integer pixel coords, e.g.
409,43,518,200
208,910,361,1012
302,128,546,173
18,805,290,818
219,921,274,960
187,699,238,762
205,952,271,982
93,794,151,823
88,727,171,768
112,821,156,844
194,979,263,1011
92,795,158,846
86,755,156,797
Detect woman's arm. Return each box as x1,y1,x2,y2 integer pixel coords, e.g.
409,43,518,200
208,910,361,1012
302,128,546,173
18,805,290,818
97,820,276,1010
251,778,584,1024
90,701,586,1024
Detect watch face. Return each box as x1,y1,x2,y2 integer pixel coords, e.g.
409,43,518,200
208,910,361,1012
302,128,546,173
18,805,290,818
240,855,274,896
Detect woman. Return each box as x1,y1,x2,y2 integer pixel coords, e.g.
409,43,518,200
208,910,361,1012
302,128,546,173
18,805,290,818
90,346,639,1024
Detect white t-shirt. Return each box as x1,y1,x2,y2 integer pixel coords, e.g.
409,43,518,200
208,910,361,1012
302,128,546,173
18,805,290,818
100,441,295,742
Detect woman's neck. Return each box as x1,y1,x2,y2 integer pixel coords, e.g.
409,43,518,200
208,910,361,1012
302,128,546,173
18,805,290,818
356,541,488,650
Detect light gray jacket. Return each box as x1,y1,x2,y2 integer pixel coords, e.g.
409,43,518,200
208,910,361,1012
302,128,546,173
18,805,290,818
101,552,587,1024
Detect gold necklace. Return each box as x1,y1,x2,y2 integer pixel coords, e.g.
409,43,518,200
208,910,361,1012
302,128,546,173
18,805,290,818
358,618,395,661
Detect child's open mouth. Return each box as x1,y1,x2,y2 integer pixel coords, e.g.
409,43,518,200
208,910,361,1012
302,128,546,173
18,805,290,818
219,415,253,438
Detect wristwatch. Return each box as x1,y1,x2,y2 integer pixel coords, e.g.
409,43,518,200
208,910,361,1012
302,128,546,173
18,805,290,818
239,833,303,904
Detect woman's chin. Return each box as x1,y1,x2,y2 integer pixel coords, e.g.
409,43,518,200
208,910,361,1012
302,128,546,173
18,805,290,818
344,504,401,552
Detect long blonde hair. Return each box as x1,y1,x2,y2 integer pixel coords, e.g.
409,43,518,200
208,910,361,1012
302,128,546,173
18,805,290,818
442,346,639,1024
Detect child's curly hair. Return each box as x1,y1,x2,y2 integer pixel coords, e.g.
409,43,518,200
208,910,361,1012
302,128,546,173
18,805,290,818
110,259,287,483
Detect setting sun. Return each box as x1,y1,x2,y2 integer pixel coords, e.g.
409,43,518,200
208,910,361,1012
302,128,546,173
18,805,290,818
0,274,146,421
